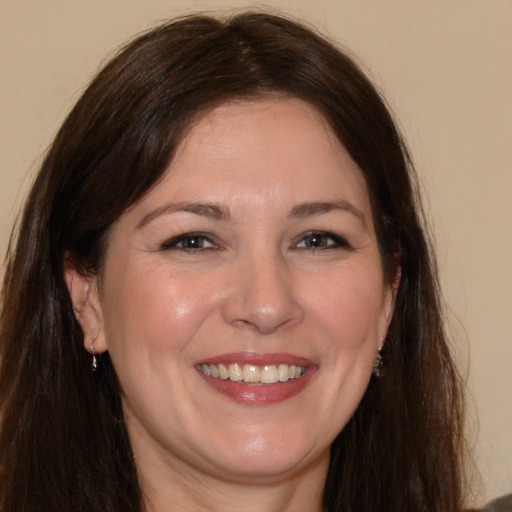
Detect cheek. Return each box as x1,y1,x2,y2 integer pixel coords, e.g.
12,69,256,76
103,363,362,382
100,261,217,360
308,265,384,353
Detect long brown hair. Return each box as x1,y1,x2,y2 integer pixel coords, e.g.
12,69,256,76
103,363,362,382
0,12,466,511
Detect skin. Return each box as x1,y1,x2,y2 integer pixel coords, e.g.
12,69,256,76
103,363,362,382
67,97,397,512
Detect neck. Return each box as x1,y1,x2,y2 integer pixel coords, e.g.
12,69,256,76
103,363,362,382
137,446,328,512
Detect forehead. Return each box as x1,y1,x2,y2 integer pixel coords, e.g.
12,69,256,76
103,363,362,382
123,97,373,230
169,98,367,194
181,97,339,158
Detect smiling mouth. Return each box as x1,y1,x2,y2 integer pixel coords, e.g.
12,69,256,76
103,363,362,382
199,363,306,384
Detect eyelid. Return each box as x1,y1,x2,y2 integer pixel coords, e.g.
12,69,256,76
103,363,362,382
158,230,350,252
293,230,351,250
160,232,219,251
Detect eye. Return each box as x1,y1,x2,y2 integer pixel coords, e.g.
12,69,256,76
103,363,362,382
295,231,350,250
160,232,217,251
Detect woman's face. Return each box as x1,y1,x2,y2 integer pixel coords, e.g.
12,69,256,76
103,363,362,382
81,98,395,483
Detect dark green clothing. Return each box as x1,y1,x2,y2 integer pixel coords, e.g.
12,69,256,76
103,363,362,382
471,494,512,512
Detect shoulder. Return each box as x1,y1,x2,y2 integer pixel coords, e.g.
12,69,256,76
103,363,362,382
469,494,512,512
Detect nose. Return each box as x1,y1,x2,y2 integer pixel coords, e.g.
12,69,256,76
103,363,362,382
221,251,305,335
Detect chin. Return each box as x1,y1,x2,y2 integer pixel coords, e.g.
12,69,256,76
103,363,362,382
197,428,329,481
209,454,318,482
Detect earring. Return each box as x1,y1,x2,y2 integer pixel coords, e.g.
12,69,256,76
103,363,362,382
372,348,384,378
90,337,97,372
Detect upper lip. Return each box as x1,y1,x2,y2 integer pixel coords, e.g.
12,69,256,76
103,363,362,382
195,352,314,367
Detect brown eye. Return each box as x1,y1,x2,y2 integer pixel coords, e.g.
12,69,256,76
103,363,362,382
180,236,208,249
302,234,331,248
295,231,350,250
161,233,216,251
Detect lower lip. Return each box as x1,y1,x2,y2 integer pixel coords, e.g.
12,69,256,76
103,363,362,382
196,367,317,405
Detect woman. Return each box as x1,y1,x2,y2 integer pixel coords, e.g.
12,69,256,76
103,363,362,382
0,12,467,511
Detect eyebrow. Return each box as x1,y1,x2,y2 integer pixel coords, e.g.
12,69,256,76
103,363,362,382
137,199,367,230
289,201,367,229
136,202,230,229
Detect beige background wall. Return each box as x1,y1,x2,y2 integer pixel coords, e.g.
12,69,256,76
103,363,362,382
1,0,510,506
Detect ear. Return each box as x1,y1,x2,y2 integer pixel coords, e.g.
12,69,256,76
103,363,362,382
377,264,401,350
64,257,107,354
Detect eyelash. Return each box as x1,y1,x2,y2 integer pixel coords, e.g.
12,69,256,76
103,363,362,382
160,232,218,251
294,231,351,251
159,230,350,252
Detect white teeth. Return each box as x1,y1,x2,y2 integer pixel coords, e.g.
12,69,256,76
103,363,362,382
261,364,278,384
200,363,306,384
277,364,289,382
243,364,260,383
229,363,243,381
218,363,229,380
